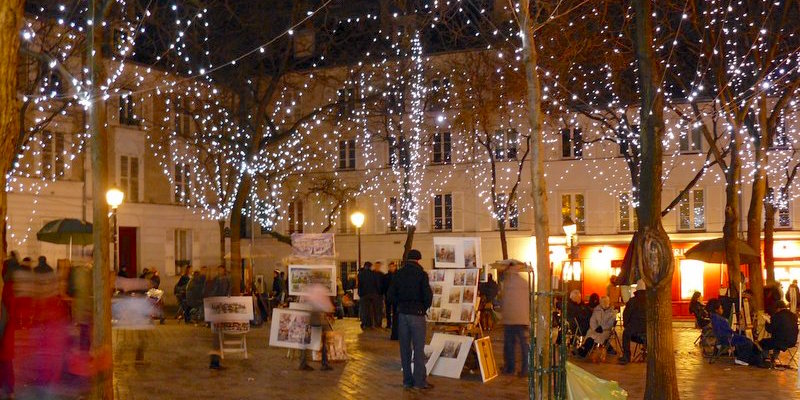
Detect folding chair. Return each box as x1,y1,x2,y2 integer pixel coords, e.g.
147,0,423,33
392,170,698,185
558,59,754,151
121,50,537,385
631,334,647,363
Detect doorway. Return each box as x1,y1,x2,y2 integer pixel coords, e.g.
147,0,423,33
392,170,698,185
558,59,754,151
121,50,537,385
119,227,138,278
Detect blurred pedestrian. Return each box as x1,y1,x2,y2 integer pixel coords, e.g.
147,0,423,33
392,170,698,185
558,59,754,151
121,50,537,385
150,269,161,289
210,266,231,297
174,266,191,320
372,261,385,327
388,250,433,390
299,285,334,371
34,256,53,274
785,279,800,314
1,251,22,398
494,259,530,376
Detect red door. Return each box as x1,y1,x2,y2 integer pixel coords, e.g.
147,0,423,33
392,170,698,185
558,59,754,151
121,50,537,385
118,227,138,278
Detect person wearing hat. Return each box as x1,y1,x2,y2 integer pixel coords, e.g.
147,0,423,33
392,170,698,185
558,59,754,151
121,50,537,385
387,249,433,390
492,259,530,376
618,279,647,364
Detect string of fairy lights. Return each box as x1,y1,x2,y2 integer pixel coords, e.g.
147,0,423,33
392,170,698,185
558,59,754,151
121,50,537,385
7,0,800,249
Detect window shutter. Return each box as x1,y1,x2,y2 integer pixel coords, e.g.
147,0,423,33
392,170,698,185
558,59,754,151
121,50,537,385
417,202,430,233
164,229,175,276
130,157,140,202
452,192,464,232
374,198,386,234
190,230,199,271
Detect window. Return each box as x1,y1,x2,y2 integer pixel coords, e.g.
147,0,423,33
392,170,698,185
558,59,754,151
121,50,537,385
678,189,705,231
561,128,582,158
617,125,638,157
432,131,451,164
174,163,190,205
119,91,138,126
338,139,356,170
287,200,304,234
680,260,704,300
680,126,703,153
494,129,518,160
618,192,638,232
433,193,453,231
339,261,358,291
337,87,356,116
338,200,355,234
387,90,405,114
389,196,408,232
388,136,409,167
174,97,192,136
561,193,585,233
496,193,519,229
174,229,192,276
427,78,450,111
771,115,789,149
119,155,140,202
40,131,66,180
771,187,792,229
562,260,583,282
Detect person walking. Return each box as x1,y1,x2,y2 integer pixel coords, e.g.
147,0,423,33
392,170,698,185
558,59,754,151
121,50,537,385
388,250,433,390
298,284,335,371
494,259,530,376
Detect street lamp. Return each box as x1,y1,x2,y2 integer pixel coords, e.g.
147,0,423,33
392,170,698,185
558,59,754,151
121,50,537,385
562,216,580,291
106,188,124,274
350,211,365,269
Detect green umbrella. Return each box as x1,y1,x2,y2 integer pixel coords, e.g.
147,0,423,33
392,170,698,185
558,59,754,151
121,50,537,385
37,218,93,246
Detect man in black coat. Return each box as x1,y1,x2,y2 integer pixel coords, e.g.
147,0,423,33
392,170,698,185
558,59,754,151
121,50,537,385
760,301,799,357
619,281,647,364
382,261,398,332
358,262,381,329
388,250,433,390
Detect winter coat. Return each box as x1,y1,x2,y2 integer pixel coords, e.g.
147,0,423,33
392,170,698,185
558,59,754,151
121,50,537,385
186,275,206,308
501,272,530,326
173,275,190,300
623,290,646,334
387,261,432,316
585,305,616,343
766,308,799,350
210,275,231,297
357,269,380,297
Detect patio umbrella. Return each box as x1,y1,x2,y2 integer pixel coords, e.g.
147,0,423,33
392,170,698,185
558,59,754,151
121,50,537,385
683,237,760,264
36,218,93,260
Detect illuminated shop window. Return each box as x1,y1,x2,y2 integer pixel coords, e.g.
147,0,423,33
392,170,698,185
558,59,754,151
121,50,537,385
680,259,704,299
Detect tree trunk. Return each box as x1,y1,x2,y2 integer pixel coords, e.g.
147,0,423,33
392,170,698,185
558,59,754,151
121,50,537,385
723,134,742,300
632,0,679,398
499,221,509,260
746,142,767,312
402,225,415,263
88,0,113,397
229,175,251,295
519,1,552,398
764,199,776,283
0,0,24,256
218,219,226,268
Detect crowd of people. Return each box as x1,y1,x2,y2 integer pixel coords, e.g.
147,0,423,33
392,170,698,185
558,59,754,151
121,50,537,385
172,265,232,324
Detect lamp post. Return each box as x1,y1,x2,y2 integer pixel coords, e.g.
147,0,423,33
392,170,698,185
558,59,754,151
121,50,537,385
562,216,579,292
350,211,365,269
106,188,124,274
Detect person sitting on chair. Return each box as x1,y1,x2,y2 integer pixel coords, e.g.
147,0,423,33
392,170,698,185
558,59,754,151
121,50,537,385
574,296,617,358
689,291,709,328
566,290,586,336
759,301,799,361
618,280,646,365
708,298,764,367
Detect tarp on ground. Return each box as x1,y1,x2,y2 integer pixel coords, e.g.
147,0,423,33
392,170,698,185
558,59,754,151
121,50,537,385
566,361,628,400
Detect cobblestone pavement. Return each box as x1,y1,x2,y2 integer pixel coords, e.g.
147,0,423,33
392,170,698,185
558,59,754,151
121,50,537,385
105,318,800,400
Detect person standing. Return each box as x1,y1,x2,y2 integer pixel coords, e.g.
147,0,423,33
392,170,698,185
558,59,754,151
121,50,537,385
495,259,530,376
185,270,206,323
357,262,379,329
382,262,398,332
388,250,433,390
785,280,800,315
371,261,385,328
272,269,282,300
34,256,54,274
210,266,231,297
150,269,161,289
174,266,191,320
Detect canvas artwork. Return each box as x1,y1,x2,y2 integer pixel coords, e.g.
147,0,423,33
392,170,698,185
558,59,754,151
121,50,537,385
426,268,479,323
429,333,474,379
288,265,337,296
474,337,499,382
291,233,335,258
312,331,348,362
432,237,483,269
410,345,442,376
203,296,254,323
269,308,322,350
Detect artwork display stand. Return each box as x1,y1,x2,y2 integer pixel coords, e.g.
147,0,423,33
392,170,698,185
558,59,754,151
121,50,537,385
216,322,249,359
